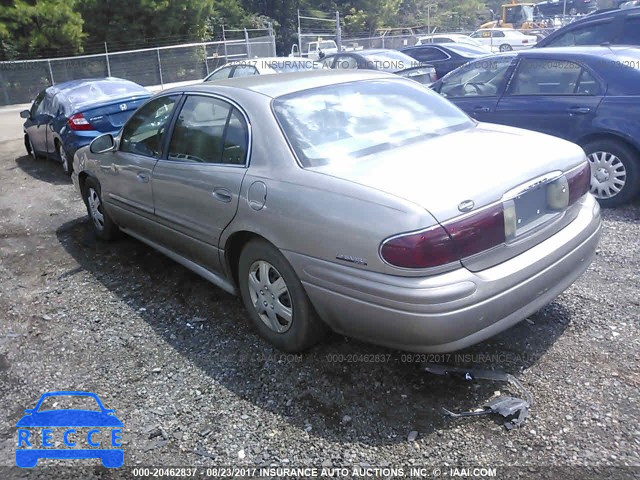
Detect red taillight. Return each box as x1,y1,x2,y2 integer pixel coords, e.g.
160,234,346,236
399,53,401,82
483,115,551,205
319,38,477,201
67,113,94,131
443,204,505,259
522,40,528,44
567,162,591,205
380,225,458,269
380,204,506,269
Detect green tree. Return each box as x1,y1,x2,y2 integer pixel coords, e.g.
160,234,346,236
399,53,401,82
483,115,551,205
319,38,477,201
0,0,84,59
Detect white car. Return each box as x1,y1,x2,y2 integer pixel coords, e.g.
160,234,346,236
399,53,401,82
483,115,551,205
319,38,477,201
203,57,322,82
416,34,491,51
469,28,537,52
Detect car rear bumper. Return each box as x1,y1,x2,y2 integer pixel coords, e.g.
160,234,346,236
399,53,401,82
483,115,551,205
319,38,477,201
285,194,600,352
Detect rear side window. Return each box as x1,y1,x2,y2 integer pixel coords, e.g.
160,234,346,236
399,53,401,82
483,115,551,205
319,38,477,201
508,59,599,96
168,96,248,165
545,22,612,47
620,17,640,45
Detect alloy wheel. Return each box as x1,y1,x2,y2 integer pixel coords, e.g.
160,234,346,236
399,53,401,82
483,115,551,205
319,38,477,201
247,260,293,333
587,151,626,200
87,188,105,231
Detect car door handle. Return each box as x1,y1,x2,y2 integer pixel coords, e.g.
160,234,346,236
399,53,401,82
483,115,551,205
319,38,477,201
136,172,149,183
567,106,591,115
473,106,491,113
212,188,232,203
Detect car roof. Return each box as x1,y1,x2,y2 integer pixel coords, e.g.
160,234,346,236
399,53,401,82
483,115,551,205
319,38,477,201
515,45,640,59
574,5,640,21
168,70,397,99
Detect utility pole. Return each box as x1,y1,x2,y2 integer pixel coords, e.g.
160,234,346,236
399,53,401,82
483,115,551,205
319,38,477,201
297,9,302,57
335,11,342,52
425,4,437,34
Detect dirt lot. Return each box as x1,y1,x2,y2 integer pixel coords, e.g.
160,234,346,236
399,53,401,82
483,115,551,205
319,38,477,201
0,135,639,477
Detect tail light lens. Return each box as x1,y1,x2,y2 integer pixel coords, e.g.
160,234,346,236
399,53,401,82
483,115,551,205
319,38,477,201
67,113,94,131
380,204,505,269
380,225,458,269
522,39,529,44
567,161,591,205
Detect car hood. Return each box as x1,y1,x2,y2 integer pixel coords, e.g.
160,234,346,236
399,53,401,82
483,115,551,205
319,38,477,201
308,122,586,222
16,410,123,427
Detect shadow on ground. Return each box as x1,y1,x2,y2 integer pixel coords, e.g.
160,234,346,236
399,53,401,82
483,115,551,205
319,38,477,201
55,217,570,446
14,153,70,186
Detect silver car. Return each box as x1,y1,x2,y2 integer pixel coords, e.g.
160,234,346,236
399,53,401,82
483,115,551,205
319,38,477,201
72,70,601,353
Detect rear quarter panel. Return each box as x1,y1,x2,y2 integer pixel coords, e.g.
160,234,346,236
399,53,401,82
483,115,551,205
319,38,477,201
584,96,640,150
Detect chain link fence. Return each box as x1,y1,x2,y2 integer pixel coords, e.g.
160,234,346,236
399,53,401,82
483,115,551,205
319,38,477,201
0,32,276,106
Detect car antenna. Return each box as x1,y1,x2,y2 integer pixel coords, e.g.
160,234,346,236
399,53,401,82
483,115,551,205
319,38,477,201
423,362,533,430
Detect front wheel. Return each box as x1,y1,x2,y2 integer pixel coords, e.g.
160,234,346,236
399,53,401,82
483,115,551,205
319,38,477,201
238,239,328,352
83,177,119,241
25,135,36,159
583,139,640,208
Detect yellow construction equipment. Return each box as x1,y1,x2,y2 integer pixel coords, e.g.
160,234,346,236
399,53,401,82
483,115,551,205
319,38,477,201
480,0,545,29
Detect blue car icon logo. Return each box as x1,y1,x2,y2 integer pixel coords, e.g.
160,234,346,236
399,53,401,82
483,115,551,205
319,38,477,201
16,391,123,468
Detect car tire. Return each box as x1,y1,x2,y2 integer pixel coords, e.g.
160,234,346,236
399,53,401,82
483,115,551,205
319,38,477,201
582,139,640,208
83,177,119,241
57,142,72,175
238,239,328,352
499,44,512,52
25,134,36,160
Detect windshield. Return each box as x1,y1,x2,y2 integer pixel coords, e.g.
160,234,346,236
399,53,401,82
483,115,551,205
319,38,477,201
360,50,421,72
273,79,473,167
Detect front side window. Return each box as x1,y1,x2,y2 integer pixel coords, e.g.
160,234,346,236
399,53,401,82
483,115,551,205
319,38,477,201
273,79,473,168
168,95,248,165
120,95,179,157
31,92,45,117
507,59,598,95
440,57,514,98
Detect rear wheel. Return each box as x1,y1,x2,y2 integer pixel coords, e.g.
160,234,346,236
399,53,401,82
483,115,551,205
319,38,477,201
238,239,328,352
83,177,119,240
583,139,640,208
499,44,512,52
57,142,72,175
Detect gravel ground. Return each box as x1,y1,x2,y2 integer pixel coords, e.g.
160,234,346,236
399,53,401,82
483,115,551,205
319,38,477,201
0,138,639,478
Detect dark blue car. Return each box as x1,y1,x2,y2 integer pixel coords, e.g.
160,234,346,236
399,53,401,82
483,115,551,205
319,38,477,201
430,46,640,207
15,391,123,468
401,43,490,79
21,78,151,175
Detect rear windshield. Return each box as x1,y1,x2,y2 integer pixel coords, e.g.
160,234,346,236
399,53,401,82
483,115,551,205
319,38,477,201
360,50,422,72
446,44,491,56
273,79,473,167
64,80,149,109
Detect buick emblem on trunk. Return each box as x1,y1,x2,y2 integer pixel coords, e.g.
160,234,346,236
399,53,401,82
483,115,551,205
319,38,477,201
458,200,475,212
119,104,127,111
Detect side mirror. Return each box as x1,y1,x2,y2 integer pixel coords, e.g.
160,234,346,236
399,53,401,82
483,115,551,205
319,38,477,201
20,110,30,119
90,133,115,154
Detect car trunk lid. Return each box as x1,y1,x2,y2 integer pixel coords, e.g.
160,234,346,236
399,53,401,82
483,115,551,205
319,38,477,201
80,96,150,132
310,122,587,270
